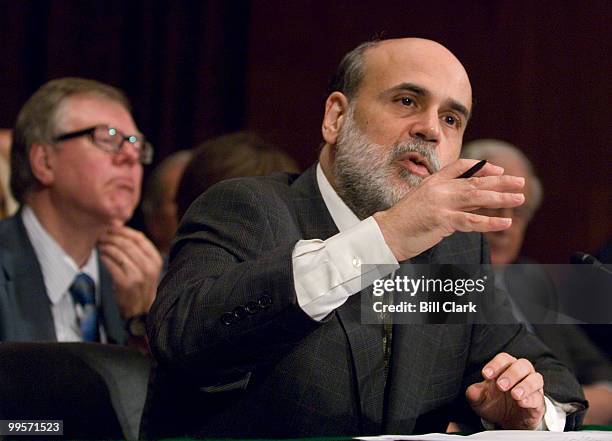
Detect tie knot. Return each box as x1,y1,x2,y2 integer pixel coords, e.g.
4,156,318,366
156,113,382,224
70,273,96,306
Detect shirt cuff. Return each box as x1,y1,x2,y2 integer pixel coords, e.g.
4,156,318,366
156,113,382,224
481,395,566,431
293,216,398,321
541,395,568,432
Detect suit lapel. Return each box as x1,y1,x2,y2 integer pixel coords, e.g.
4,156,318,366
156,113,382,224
382,252,443,433
291,166,387,432
290,165,339,240
0,214,56,341
336,289,387,433
383,323,444,433
384,233,483,432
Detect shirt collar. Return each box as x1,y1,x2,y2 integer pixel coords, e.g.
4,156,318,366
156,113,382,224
316,163,361,232
21,205,99,305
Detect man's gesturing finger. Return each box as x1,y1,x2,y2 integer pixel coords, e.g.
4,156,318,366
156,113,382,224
448,212,513,233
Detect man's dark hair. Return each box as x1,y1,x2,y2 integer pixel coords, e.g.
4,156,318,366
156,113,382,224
141,150,193,219
327,40,381,99
176,132,300,220
10,77,131,204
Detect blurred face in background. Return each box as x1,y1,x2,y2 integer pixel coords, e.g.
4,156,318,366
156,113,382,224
0,130,11,218
0,144,15,218
148,159,187,254
0,129,12,160
0,179,6,218
482,154,534,264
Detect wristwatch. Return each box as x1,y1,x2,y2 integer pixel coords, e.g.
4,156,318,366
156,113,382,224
126,314,148,338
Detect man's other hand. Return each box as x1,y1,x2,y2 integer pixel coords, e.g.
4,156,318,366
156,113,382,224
98,225,162,318
583,384,612,425
466,352,545,430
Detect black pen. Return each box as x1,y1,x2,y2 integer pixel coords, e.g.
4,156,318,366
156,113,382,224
456,159,487,179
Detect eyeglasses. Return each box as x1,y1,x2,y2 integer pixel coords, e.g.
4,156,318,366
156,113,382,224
53,125,154,165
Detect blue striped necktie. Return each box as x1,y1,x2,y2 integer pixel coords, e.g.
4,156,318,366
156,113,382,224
69,273,100,342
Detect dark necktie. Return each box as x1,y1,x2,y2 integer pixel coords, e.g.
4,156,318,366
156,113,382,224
69,273,100,342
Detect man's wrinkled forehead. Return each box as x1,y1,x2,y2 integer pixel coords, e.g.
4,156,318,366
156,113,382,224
359,38,472,112
56,93,135,131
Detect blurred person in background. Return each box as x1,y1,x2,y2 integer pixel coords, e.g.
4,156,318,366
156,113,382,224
580,237,612,360
142,150,193,264
0,129,18,218
596,238,612,264
463,138,612,425
0,154,17,219
0,128,11,160
176,131,300,220
0,159,7,219
0,78,161,345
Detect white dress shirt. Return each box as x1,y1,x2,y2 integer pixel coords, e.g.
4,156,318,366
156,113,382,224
22,205,105,342
291,163,566,431
293,164,399,320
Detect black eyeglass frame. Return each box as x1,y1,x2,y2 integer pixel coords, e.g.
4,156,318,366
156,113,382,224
52,125,154,164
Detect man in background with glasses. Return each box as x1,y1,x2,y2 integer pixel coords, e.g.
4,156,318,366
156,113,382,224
0,77,161,345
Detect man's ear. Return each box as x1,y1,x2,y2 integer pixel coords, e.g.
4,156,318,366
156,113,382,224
29,143,55,186
322,91,350,146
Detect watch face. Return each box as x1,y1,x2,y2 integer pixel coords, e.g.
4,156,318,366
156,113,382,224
128,315,147,337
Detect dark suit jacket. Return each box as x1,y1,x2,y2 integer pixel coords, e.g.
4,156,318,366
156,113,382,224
0,213,126,344
145,166,585,438
533,325,612,385
502,262,612,385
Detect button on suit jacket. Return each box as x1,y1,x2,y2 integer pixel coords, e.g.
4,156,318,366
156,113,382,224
144,166,585,438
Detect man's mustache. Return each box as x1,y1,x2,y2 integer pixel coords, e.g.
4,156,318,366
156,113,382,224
389,141,440,174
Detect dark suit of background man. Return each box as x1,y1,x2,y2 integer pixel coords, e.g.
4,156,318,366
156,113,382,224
462,139,612,425
0,78,162,344
146,39,585,438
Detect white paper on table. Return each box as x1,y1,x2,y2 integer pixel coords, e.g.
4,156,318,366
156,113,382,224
357,430,612,441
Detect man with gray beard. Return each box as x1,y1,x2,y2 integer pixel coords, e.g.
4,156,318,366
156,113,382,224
145,38,585,438
333,105,440,219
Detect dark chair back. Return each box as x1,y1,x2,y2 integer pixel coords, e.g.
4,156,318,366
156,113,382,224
0,342,150,440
